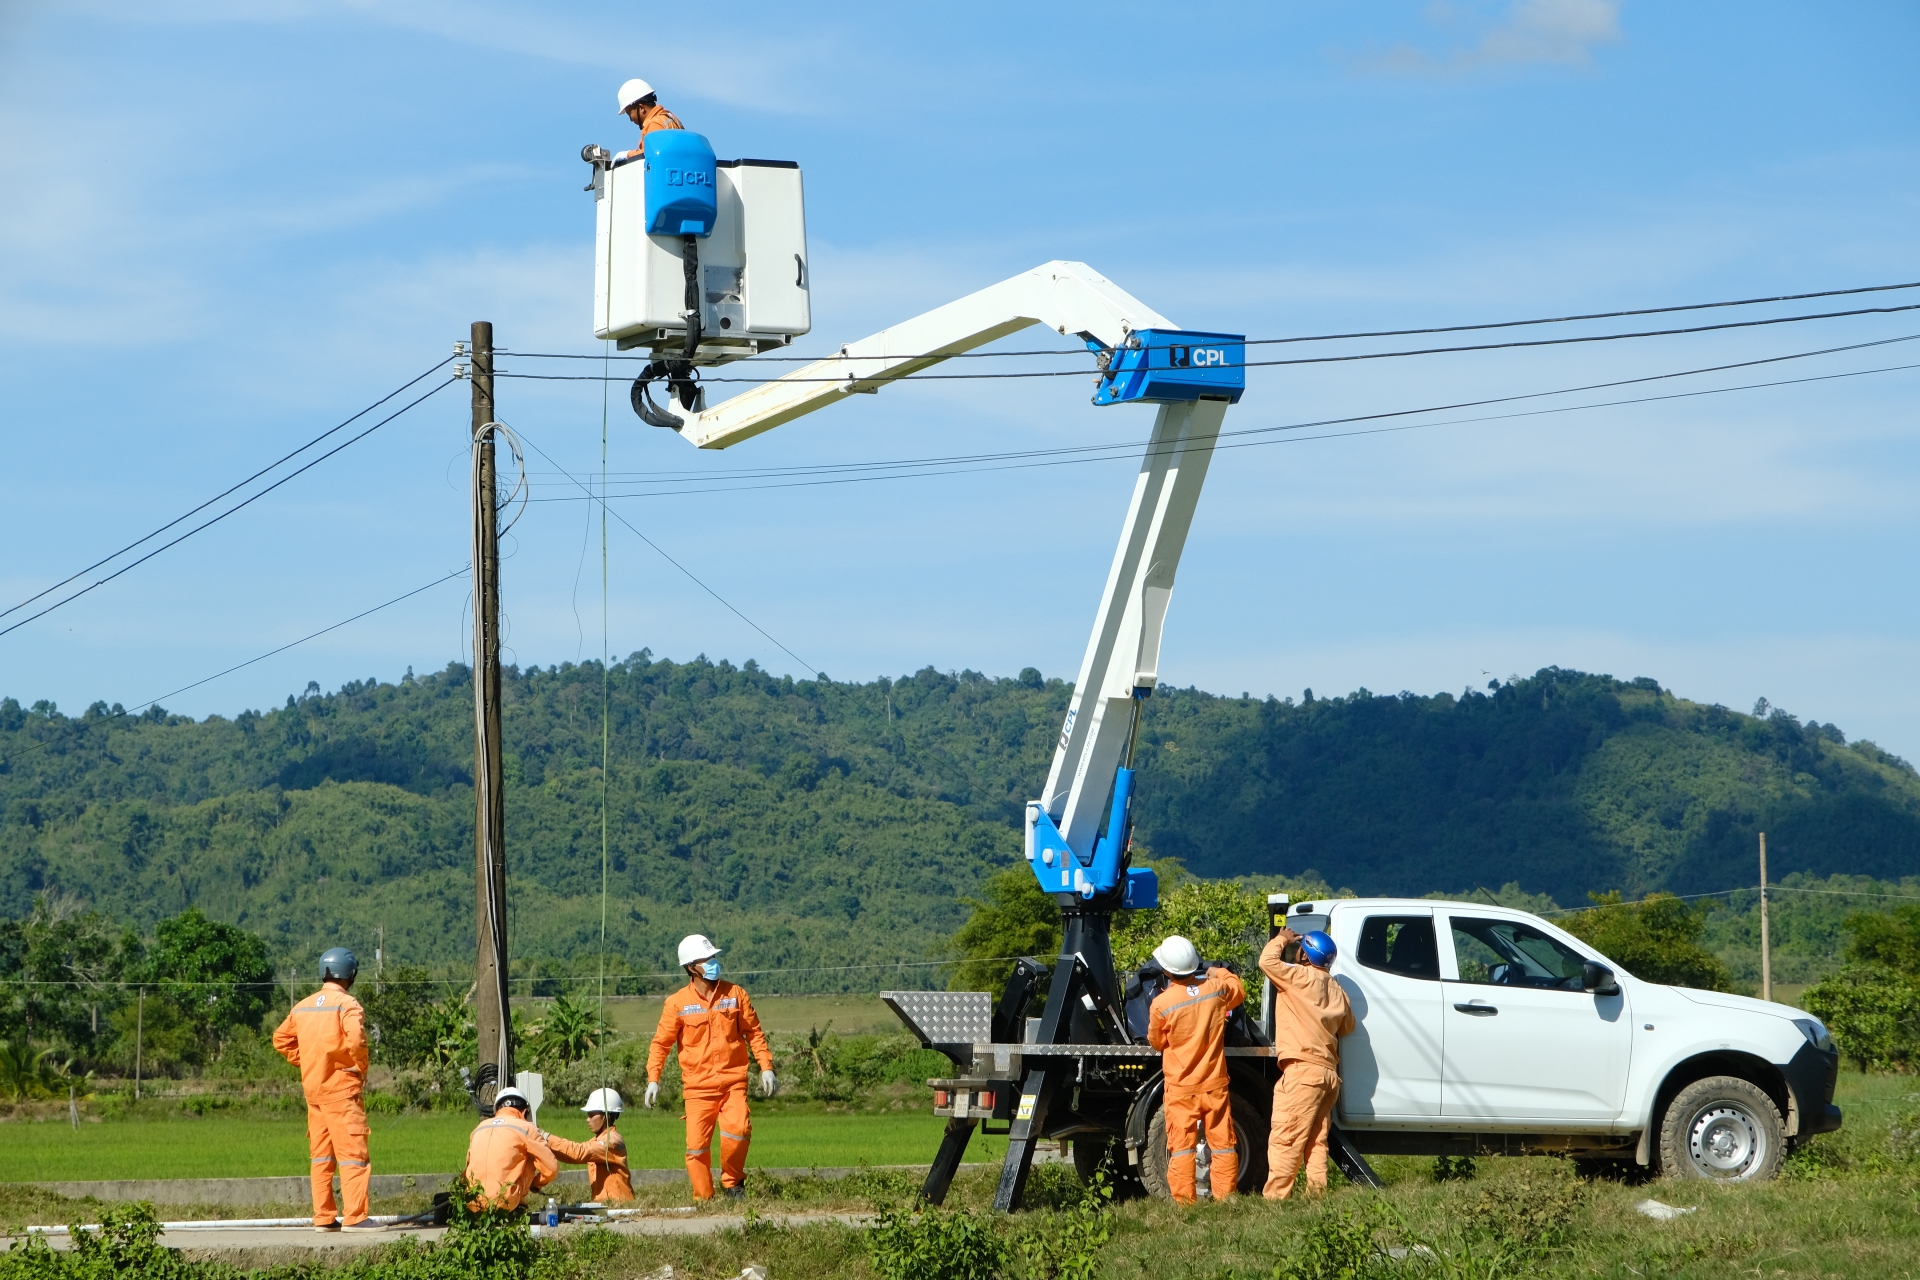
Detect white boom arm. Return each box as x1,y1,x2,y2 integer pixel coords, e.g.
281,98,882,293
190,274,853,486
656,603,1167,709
679,260,1223,860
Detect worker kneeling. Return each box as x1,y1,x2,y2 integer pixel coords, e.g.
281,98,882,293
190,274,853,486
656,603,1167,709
1260,927,1355,1199
1146,935,1246,1204
465,1085,559,1211
544,1087,634,1202
273,947,379,1231
647,935,777,1200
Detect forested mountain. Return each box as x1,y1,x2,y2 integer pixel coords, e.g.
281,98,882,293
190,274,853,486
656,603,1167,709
2,658,1917,988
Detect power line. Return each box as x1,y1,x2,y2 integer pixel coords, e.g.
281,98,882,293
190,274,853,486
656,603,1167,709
496,275,1920,365
0,357,455,624
504,423,818,675
0,377,460,642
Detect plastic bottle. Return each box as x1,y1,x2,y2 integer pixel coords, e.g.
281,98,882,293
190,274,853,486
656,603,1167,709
544,1196,558,1227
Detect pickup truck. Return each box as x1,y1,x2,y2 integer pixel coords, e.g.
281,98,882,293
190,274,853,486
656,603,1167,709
897,895,1842,1199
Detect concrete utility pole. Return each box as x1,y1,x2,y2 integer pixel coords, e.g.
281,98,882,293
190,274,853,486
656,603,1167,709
1759,831,1772,1003
470,320,513,1110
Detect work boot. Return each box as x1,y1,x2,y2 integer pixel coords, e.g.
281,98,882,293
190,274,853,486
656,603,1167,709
343,1219,385,1230
314,1221,341,1233
721,1186,745,1201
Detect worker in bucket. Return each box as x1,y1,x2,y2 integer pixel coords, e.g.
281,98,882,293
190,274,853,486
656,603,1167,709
1145,935,1247,1203
646,934,777,1200
1259,927,1355,1199
543,1087,634,1202
272,947,379,1232
465,1084,560,1211
615,78,683,162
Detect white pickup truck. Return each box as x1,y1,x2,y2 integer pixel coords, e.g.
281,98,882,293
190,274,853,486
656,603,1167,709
1289,896,1842,1182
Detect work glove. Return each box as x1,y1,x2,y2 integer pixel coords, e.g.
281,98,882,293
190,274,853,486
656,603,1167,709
760,1070,778,1098
644,1082,660,1109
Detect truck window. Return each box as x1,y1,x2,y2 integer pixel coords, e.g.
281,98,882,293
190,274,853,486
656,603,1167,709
1356,916,1439,979
1449,917,1588,990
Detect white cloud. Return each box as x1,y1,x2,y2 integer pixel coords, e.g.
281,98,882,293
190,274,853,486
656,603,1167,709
1361,0,1623,76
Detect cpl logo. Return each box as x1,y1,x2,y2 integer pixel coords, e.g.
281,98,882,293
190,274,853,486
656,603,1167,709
1168,344,1230,369
665,168,714,189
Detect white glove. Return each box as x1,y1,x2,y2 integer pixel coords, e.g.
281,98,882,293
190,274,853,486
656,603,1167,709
644,1082,660,1109
760,1070,778,1097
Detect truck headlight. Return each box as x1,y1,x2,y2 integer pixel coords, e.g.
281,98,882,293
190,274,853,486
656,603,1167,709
1792,1017,1834,1053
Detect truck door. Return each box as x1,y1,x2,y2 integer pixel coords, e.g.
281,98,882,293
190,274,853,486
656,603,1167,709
1332,909,1444,1121
1438,912,1631,1124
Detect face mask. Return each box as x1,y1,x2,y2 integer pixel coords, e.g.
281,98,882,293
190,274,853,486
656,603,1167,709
700,959,721,981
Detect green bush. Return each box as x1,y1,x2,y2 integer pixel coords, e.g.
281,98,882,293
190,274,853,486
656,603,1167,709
866,1206,1009,1280
1803,966,1920,1071
1268,1202,1388,1280
1560,893,1730,991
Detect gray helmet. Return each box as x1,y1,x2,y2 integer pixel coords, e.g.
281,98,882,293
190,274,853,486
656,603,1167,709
319,947,358,987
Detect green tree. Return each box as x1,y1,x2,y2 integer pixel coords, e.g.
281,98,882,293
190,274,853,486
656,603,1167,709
1112,878,1271,973
1841,903,1920,973
947,867,1060,993
1560,892,1731,990
528,992,613,1067
1804,905,1920,1070
361,965,443,1067
0,893,130,1060
133,907,274,1043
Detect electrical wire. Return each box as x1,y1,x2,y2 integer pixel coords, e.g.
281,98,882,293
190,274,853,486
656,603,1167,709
495,275,1920,365
0,377,460,642
0,357,456,624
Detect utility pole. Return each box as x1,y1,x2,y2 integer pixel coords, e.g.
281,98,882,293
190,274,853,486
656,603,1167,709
470,320,513,1110
1759,831,1772,1003
134,988,144,1102
375,924,384,994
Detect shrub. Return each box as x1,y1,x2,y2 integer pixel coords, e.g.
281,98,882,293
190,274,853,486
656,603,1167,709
1803,966,1920,1071
1269,1202,1388,1280
866,1206,1009,1280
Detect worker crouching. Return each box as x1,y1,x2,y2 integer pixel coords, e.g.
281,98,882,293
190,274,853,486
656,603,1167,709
1260,927,1355,1199
464,1085,559,1211
1146,935,1246,1204
647,934,778,1200
272,947,380,1232
544,1087,634,1202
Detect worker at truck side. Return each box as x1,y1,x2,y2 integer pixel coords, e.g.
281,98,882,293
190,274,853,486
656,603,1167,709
1259,928,1354,1199
272,947,380,1232
646,934,777,1200
465,1085,560,1211
615,77,683,161
543,1087,634,1203
1145,935,1247,1204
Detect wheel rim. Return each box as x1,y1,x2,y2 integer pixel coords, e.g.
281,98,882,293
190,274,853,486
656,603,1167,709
1685,1102,1766,1179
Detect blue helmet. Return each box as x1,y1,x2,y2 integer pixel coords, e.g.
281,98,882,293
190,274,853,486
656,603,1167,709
319,947,359,987
1299,931,1337,968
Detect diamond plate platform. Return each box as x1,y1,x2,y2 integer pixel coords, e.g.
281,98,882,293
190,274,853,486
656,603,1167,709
882,990,991,1050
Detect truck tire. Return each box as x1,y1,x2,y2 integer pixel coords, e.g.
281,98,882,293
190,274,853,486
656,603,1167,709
1137,1089,1270,1200
1656,1075,1785,1183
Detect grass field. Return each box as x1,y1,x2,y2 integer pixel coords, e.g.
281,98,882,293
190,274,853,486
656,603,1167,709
0,1106,977,1184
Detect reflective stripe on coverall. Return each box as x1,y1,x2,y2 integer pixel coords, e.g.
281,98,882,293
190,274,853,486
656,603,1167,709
649,980,774,1197
1258,933,1356,1199
271,983,371,1226
464,1109,559,1210
544,1126,634,1202
1146,966,1246,1203
621,102,684,159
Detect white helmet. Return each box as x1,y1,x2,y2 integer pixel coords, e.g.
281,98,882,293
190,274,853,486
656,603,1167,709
617,78,656,113
1152,935,1201,977
677,933,722,967
492,1085,529,1111
582,1087,623,1116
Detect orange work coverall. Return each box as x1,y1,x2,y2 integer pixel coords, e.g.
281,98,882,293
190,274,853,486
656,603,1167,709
464,1106,560,1211
544,1126,634,1202
620,102,684,160
272,982,371,1226
649,979,774,1198
1259,934,1356,1199
1146,966,1247,1203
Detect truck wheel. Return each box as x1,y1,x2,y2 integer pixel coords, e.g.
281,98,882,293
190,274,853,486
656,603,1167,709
1657,1076,1785,1182
1137,1090,1269,1200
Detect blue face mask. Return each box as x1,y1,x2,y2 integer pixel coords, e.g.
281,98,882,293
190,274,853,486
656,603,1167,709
700,959,721,981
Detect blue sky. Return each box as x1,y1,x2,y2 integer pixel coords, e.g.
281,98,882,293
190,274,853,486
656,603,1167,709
4,1,1918,756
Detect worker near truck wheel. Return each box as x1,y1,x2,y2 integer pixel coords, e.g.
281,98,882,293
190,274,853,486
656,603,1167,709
543,1087,634,1202
272,947,379,1232
1259,927,1355,1199
464,1085,560,1211
1145,935,1247,1204
646,934,777,1200
616,78,684,161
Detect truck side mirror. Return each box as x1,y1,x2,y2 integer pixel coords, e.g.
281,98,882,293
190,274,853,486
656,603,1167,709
1582,961,1620,996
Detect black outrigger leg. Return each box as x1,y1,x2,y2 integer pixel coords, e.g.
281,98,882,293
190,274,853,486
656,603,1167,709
991,949,1087,1212
920,1118,978,1205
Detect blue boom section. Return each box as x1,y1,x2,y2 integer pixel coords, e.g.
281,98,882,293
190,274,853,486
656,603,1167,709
1092,329,1246,406
1025,768,1157,908
645,131,718,237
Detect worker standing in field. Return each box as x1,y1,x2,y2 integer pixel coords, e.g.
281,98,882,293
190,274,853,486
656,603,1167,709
646,934,777,1200
615,78,683,161
543,1087,634,1202
272,947,379,1232
1260,926,1355,1199
1145,935,1246,1204
464,1084,560,1211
